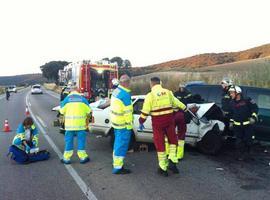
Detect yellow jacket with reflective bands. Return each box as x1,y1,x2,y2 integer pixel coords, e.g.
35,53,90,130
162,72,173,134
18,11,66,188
110,85,133,130
60,91,91,131
140,85,186,119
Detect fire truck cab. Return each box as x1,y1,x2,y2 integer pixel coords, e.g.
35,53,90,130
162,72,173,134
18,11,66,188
59,60,118,102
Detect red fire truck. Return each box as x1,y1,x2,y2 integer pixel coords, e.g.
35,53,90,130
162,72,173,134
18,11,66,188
59,60,118,101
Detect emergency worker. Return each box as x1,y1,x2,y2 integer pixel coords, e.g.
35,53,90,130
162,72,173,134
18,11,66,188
172,83,194,160
139,77,187,177
60,86,70,102
221,78,234,116
12,117,39,153
228,86,258,161
60,85,91,164
174,84,193,105
110,74,133,174
6,88,10,101
112,78,119,89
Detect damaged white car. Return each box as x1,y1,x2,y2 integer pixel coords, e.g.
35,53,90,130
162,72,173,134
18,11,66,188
90,95,225,155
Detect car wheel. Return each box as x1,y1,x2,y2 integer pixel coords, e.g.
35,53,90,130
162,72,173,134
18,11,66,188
197,130,223,155
109,129,135,150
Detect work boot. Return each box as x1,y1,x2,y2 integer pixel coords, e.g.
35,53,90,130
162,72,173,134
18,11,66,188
113,167,132,175
157,167,168,177
80,157,90,164
168,160,179,174
61,159,71,165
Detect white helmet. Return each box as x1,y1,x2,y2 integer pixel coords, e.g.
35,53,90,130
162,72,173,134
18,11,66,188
112,78,119,86
221,78,233,87
228,85,242,94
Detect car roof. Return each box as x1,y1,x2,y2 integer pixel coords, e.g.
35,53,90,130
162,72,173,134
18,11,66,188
184,81,206,87
186,84,270,92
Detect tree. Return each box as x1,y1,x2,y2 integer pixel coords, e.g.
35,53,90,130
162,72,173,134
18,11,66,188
102,57,110,62
40,61,69,83
110,57,123,68
123,59,132,68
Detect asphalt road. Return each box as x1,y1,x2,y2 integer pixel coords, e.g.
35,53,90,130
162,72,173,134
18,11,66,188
0,88,269,200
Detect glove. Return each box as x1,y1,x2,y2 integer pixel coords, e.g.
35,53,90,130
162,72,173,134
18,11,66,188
138,124,145,131
249,117,256,125
229,122,234,130
25,145,31,153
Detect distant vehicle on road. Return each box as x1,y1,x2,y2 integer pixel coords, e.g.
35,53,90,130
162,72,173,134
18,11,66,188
31,84,43,94
89,95,225,155
185,84,270,142
7,85,17,93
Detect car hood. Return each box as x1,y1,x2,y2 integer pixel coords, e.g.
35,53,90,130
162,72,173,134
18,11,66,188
189,103,215,119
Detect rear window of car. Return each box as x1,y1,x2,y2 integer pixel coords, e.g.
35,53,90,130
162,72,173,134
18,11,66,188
33,85,41,89
187,86,209,102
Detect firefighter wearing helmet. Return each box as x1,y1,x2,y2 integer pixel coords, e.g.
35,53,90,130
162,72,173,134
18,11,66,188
221,78,234,116
228,86,258,161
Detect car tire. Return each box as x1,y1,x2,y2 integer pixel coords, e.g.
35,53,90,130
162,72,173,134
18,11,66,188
197,130,223,155
109,129,135,150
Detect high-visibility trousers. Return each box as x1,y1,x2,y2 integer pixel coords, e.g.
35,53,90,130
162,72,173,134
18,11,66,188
63,130,88,161
174,111,186,159
112,128,131,173
152,114,178,169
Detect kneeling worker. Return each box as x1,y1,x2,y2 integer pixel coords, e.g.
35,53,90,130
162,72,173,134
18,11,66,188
12,117,39,153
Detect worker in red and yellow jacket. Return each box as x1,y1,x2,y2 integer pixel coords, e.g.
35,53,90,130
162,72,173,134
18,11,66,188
139,77,187,177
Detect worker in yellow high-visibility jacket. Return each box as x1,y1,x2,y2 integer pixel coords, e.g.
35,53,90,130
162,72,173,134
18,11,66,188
110,74,133,174
60,85,91,164
139,77,187,177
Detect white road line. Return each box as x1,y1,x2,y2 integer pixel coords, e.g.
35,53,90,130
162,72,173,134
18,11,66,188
28,102,31,107
36,115,47,128
25,93,97,200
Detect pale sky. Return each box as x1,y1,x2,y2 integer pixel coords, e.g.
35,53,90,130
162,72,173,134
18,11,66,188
0,0,269,76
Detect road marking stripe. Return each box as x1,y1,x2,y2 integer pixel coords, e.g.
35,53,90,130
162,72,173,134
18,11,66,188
25,93,97,200
36,115,47,128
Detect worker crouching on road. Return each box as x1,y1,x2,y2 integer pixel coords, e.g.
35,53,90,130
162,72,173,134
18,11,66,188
110,74,133,174
60,84,91,164
139,77,187,177
228,86,258,161
12,117,39,153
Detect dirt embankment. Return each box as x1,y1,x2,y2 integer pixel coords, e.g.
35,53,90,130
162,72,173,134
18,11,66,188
43,83,62,94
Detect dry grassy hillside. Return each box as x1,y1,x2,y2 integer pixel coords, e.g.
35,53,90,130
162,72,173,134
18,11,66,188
129,44,270,76
130,57,270,95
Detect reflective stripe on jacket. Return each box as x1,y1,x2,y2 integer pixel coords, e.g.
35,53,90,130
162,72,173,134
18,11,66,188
140,85,186,119
60,91,91,131
12,124,39,148
110,85,133,130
